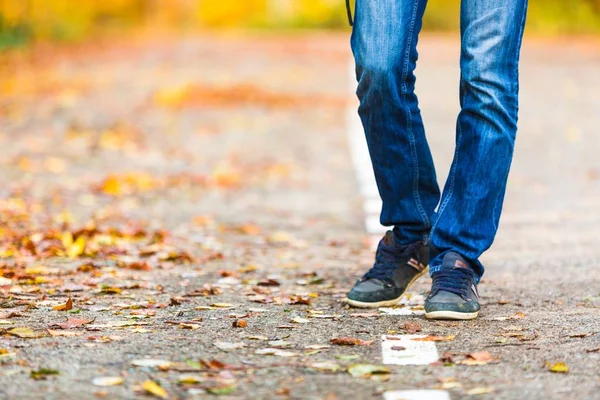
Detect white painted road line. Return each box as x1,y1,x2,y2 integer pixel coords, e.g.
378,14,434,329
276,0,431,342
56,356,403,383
381,335,440,365
346,63,385,236
383,390,452,400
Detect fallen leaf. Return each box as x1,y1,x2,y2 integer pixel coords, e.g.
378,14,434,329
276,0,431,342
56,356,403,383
586,347,600,353
214,342,245,351
232,319,247,328
177,375,205,384
8,327,41,338
546,362,569,373
268,340,292,348
347,364,390,381
47,329,83,337
92,377,124,386
336,354,360,361
246,335,269,341
31,368,60,380
400,321,422,334
50,317,94,329
309,361,342,372
492,312,526,321
53,298,73,311
142,380,169,399
460,351,497,365
99,287,122,295
255,348,299,357
412,335,456,342
210,303,235,308
567,332,589,338
131,359,173,369
466,387,495,395
291,317,309,324
330,337,373,346
207,385,236,395
305,344,330,350
179,323,201,330
437,377,462,390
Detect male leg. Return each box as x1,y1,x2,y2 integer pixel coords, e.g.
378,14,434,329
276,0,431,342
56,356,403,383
347,0,440,308
425,0,528,319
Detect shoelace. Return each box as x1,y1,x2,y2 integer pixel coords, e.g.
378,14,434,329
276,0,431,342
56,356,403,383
431,268,475,299
362,241,420,282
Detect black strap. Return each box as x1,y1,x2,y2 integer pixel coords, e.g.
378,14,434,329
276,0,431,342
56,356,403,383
346,0,354,26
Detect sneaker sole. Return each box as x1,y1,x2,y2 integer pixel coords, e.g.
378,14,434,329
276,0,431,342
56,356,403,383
424,310,479,320
346,266,428,309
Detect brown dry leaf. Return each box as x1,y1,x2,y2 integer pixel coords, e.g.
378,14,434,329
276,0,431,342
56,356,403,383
460,351,497,365
400,321,422,334
200,359,235,370
330,337,374,346
179,323,201,330
568,332,589,338
50,317,94,329
586,347,600,353
142,380,169,399
53,297,73,311
412,335,456,342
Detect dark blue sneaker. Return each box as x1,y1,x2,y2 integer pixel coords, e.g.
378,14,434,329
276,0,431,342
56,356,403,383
347,231,429,308
424,252,480,320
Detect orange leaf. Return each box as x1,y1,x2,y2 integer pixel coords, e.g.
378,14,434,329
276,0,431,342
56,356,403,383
53,298,73,311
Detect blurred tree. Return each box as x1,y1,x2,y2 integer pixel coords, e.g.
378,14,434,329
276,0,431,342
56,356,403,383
1,0,599,48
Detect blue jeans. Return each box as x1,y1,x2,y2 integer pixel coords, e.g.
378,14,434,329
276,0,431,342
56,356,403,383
351,0,528,279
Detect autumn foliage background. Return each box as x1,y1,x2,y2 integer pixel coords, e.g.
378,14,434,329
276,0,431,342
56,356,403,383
1,0,600,48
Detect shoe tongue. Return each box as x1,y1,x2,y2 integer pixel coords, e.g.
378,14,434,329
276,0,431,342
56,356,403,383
442,252,470,270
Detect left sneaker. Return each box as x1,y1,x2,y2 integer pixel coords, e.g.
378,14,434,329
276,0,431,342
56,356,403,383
346,231,429,308
424,252,480,320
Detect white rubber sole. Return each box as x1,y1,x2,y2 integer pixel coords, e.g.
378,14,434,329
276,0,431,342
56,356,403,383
346,267,428,309
424,310,479,320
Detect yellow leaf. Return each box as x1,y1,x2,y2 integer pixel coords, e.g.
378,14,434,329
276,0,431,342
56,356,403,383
101,175,122,196
53,297,73,311
24,266,50,275
547,362,569,373
142,380,169,399
8,327,39,338
61,231,73,248
67,236,86,258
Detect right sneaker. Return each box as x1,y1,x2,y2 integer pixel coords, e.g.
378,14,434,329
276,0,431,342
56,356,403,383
346,231,429,308
424,252,480,320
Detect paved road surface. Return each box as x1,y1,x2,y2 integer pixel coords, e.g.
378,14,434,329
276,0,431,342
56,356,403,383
0,33,598,399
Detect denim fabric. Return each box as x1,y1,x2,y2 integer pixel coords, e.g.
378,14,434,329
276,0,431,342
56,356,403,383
351,0,528,279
